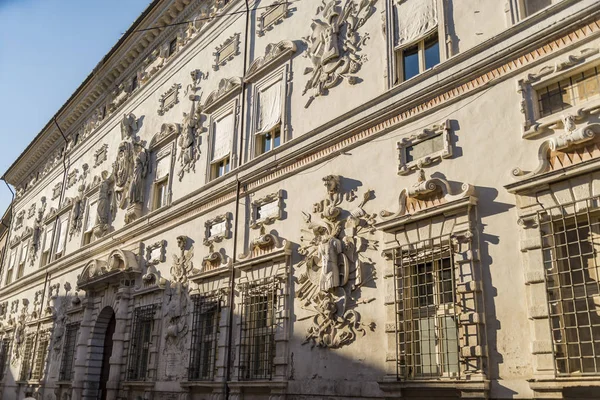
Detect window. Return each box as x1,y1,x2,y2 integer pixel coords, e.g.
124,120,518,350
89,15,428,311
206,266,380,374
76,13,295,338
19,334,34,381
131,75,139,92
152,154,171,210
54,215,68,260
4,248,16,285
31,336,49,380
17,241,28,279
539,198,600,375
189,294,220,380
0,339,11,379
238,280,280,380
40,223,54,266
254,80,283,156
210,112,235,180
82,200,97,245
59,322,80,381
536,66,600,118
168,38,177,57
521,0,552,17
127,304,157,381
393,236,459,379
396,34,440,83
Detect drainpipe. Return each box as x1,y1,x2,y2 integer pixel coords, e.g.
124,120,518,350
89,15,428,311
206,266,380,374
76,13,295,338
224,0,251,398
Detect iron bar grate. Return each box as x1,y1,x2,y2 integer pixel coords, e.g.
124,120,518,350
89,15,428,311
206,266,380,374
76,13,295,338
392,235,460,379
188,293,221,381
539,197,600,376
127,304,157,381
59,322,80,381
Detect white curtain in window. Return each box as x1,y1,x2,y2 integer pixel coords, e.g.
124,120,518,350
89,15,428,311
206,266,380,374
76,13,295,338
212,113,234,162
396,0,438,46
85,202,97,233
155,156,170,181
8,249,16,269
256,82,282,135
55,218,67,254
20,242,28,264
43,225,54,252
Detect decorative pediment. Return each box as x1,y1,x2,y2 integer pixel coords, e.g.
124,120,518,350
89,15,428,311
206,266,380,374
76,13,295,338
203,77,242,113
77,249,141,290
237,228,291,268
150,123,181,150
511,122,600,182
244,41,297,82
196,244,232,278
380,169,475,223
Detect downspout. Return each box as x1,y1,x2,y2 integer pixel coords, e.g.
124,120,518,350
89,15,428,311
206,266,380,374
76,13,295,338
225,0,251,398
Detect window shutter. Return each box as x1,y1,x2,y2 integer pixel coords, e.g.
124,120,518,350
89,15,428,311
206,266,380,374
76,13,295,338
211,113,235,163
256,82,282,135
396,0,438,46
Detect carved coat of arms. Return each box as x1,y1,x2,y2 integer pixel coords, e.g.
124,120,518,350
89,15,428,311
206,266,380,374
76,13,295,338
302,0,376,107
297,175,377,348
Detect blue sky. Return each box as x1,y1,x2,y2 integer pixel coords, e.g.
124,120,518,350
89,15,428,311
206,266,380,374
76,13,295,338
0,0,152,216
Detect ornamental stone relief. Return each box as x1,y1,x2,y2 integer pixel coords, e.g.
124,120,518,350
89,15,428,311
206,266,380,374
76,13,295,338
213,33,240,71
257,1,293,36
177,101,203,181
29,196,46,265
157,83,181,116
171,235,197,286
302,0,376,108
297,175,377,348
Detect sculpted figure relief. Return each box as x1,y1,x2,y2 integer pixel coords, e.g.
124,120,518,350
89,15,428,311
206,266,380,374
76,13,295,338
297,175,377,348
177,102,203,181
302,0,376,107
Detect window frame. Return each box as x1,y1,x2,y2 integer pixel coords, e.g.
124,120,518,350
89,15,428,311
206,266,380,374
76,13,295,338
249,67,289,159
393,237,460,380
59,322,80,381
188,292,221,381
207,100,238,181
4,247,17,285
151,145,174,211
0,338,11,380
394,32,441,85
126,304,158,381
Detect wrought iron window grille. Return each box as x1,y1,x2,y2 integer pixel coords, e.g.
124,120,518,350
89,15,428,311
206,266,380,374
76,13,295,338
127,304,158,381
59,322,80,381
538,197,600,376
189,292,221,381
392,235,461,380
0,339,11,379
238,278,282,381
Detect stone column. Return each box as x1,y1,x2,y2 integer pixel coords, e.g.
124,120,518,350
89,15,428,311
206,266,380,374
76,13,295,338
71,295,94,400
105,286,131,400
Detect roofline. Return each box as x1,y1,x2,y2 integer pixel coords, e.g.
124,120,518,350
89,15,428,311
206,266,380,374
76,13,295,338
1,0,163,183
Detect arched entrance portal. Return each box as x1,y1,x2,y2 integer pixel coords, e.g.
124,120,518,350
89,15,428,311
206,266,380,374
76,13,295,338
86,306,116,400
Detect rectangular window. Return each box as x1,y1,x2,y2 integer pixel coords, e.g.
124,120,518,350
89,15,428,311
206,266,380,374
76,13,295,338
83,200,97,246
59,322,80,381
210,112,234,180
238,280,280,380
393,236,459,379
153,178,169,210
31,337,49,380
396,33,440,83
17,241,28,279
127,304,157,381
55,216,68,259
254,80,283,156
4,249,16,285
189,294,220,380
0,339,11,379
19,334,34,381
522,0,553,17
539,198,600,376
537,66,600,118
169,38,178,57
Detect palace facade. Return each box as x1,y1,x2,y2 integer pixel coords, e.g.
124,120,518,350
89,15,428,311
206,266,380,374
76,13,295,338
1,0,600,399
